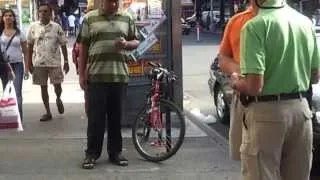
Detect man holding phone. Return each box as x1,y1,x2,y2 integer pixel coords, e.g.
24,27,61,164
78,0,140,169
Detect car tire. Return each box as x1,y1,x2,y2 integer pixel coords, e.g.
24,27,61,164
213,84,230,124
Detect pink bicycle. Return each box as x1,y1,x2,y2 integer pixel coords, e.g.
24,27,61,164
132,62,186,162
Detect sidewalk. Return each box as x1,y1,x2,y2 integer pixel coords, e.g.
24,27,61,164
0,101,240,180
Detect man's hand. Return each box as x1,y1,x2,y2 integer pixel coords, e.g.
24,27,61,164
28,64,34,74
114,37,127,51
230,72,241,93
24,72,29,80
79,74,87,90
63,62,69,74
231,72,240,82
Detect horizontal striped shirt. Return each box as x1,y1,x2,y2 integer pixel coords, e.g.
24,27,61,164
79,9,140,83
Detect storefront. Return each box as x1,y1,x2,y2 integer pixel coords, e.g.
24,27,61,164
0,0,32,32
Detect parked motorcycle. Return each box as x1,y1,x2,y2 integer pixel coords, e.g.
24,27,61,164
181,18,191,35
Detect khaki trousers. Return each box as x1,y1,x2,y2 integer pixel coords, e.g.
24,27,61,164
241,98,313,180
229,93,245,160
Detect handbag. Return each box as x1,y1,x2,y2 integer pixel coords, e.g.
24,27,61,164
0,81,23,131
0,32,17,63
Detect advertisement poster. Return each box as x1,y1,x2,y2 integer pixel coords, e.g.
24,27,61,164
123,0,165,76
139,15,166,38
129,33,158,61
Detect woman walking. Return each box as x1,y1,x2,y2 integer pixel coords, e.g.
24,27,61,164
0,9,28,121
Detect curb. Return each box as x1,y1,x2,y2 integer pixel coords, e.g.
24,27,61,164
184,109,228,152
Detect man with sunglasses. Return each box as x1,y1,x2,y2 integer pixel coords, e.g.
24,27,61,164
231,0,320,179
27,3,69,122
78,0,140,169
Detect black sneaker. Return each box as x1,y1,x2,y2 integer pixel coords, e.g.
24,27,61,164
109,153,128,166
82,156,96,169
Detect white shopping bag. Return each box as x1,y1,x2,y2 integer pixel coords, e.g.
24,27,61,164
0,81,23,131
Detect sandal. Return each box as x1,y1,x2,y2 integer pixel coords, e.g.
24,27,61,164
82,157,96,169
40,114,52,122
56,98,64,114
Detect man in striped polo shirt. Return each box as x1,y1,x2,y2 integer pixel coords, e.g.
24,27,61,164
78,0,140,169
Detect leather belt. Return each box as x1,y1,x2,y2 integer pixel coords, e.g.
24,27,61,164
254,92,308,102
239,92,307,107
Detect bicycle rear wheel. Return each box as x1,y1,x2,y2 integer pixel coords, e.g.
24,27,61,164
132,99,186,162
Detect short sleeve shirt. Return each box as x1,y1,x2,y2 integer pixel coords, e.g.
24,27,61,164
27,21,68,67
240,3,320,95
219,7,255,64
0,31,27,63
79,9,140,83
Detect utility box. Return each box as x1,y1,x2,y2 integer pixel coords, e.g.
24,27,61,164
89,0,183,126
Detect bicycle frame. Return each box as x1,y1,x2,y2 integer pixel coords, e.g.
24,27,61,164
146,64,175,149
149,79,162,130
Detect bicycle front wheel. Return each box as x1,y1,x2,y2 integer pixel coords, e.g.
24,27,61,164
132,99,186,162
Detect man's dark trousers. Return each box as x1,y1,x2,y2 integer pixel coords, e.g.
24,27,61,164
85,82,127,159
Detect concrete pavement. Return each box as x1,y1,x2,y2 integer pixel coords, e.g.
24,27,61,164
0,34,243,180
0,63,240,180
0,101,240,180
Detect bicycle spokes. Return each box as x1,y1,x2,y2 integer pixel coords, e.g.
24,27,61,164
132,99,186,162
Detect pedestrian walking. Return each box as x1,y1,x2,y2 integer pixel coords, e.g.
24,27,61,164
61,12,68,34
68,14,76,37
78,0,140,169
231,0,320,179
0,8,29,121
27,3,69,122
218,0,256,161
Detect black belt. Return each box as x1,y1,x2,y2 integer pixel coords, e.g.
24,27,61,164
240,92,308,107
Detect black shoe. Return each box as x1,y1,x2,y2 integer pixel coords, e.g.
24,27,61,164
56,98,64,114
82,156,96,169
109,153,128,166
40,114,52,122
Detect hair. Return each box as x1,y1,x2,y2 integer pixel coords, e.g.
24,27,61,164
0,8,20,35
38,3,52,12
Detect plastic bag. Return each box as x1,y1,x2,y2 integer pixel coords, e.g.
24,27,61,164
0,81,23,131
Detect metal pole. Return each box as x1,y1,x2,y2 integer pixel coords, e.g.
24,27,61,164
210,0,213,29
16,0,23,30
196,22,200,41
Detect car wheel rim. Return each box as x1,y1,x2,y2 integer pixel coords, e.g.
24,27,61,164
216,90,226,119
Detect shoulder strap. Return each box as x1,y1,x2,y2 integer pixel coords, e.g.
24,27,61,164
5,31,17,51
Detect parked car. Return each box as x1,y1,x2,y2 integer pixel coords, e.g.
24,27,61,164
208,55,320,171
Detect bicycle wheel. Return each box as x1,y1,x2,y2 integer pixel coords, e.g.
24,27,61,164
132,99,186,162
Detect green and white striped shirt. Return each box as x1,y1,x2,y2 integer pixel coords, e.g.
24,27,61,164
79,9,140,83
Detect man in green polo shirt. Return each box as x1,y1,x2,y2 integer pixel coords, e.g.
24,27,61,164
78,0,140,169
231,0,320,179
